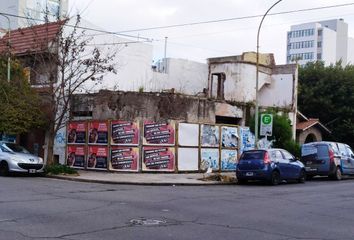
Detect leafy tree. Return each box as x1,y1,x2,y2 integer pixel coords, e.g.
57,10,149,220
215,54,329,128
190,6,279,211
298,62,354,148
26,15,117,165
248,109,300,157
0,57,44,134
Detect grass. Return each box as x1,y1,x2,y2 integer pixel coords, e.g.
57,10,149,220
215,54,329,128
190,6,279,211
45,164,78,175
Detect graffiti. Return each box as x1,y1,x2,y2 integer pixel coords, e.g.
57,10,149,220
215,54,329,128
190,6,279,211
55,132,66,145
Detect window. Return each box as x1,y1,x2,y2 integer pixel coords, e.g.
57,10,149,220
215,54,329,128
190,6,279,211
318,29,323,36
282,150,294,160
210,73,225,100
317,41,322,48
317,53,322,60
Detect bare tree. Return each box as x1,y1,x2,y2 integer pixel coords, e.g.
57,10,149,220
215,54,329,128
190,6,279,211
26,15,117,165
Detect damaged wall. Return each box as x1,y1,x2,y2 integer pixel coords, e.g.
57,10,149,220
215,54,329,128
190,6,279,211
72,91,216,124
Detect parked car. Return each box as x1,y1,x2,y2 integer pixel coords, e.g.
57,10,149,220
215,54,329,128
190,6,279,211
301,141,354,180
236,149,306,185
0,141,44,176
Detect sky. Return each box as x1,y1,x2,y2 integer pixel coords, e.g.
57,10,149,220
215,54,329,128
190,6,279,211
68,0,354,64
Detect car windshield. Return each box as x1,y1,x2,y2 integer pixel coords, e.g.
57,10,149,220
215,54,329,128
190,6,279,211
240,151,265,161
1,143,30,154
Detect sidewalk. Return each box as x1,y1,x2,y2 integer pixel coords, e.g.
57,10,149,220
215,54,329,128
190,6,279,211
47,170,237,186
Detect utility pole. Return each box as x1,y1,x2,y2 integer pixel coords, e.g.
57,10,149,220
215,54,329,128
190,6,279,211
164,36,168,73
255,0,282,148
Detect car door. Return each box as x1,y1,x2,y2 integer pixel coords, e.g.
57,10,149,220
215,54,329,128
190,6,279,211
338,143,350,174
281,149,299,179
344,145,354,174
274,150,291,179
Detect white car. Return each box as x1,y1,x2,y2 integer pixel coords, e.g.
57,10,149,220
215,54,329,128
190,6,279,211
0,141,44,176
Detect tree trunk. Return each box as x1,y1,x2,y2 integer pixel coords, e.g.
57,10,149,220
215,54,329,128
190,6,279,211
46,121,56,166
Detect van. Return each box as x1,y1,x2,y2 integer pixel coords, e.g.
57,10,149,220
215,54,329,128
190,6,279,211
301,141,354,180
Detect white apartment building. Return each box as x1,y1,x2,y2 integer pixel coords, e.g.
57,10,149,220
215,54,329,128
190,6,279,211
0,0,68,31
286,19,354,66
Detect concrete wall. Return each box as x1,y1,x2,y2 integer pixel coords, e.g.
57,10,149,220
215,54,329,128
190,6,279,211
0,0,19,30
151,58,208,95
72,91,216,124
347,37,354,64
321,28,337,65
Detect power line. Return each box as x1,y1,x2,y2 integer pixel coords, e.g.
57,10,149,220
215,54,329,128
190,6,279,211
114,2,354,33
0,11,152,41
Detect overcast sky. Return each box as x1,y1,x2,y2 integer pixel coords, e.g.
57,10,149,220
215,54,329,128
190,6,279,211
68,0,354,64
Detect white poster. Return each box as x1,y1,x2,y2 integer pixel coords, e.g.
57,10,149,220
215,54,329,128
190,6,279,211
221,149,237,170
178,123,199,147
200,148,219,171
221,126,238,148
178,148,199,171
201,125,219,147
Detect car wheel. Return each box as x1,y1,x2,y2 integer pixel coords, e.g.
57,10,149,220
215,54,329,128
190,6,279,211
332,167,342,181
0,161,9,176
298,170,306,183
270,171,281,186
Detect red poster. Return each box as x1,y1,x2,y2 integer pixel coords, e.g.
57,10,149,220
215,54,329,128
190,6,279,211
111,121,140,145
67,122,86,144
143,121,175,145
67,145,85,168
110,147,139,171
88,121,108,144
87,146,108,170
143,146,175,171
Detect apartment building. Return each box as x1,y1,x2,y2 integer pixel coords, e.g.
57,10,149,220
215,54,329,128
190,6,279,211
286,19,354,66
0,0,68,31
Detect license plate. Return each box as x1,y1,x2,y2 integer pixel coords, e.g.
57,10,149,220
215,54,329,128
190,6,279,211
28,169,36,173
305,167,316,172
246,172,254,176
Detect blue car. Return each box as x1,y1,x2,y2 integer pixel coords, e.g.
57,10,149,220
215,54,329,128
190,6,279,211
236,149,306,185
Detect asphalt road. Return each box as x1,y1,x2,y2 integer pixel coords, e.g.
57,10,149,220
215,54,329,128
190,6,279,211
1,176,354,240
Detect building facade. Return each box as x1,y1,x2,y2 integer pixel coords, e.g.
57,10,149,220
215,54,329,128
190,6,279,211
286,19,354,66
0,0,68,31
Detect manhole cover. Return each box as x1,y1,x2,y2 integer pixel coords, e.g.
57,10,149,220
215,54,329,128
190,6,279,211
130,218,167,226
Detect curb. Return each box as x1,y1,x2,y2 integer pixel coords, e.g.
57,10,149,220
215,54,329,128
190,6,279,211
46,175,237,186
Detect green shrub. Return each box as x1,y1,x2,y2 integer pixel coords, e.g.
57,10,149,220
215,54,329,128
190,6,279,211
45,164,78,175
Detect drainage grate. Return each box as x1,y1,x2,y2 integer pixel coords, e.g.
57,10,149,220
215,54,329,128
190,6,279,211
130,218,167,226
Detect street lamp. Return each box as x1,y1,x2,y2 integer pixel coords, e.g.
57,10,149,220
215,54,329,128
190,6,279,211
255,0,283,148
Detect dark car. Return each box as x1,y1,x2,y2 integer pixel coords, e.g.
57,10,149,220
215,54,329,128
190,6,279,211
236,149,306,185
301,141,354,180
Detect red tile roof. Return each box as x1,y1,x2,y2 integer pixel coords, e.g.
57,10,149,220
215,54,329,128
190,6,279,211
0,20,66,56
297,118,331,133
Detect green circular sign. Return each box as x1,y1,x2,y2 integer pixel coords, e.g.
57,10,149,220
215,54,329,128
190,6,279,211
262,114,272,125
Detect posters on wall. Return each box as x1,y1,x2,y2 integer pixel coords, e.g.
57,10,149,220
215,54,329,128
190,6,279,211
143,121,175,145
239,127,255,154
221,149,237,170
111,121,140,145
178,148,199,171
201,125,219,147
142,147,175,171
88,121,108,144
200,148,219,171
87,146,108,170
110,147,139,171
67,145,85,168
178,123,199,147
221,126,238,148
67,122,86,144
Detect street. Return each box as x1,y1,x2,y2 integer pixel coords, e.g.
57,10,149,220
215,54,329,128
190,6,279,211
1,177,354,240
